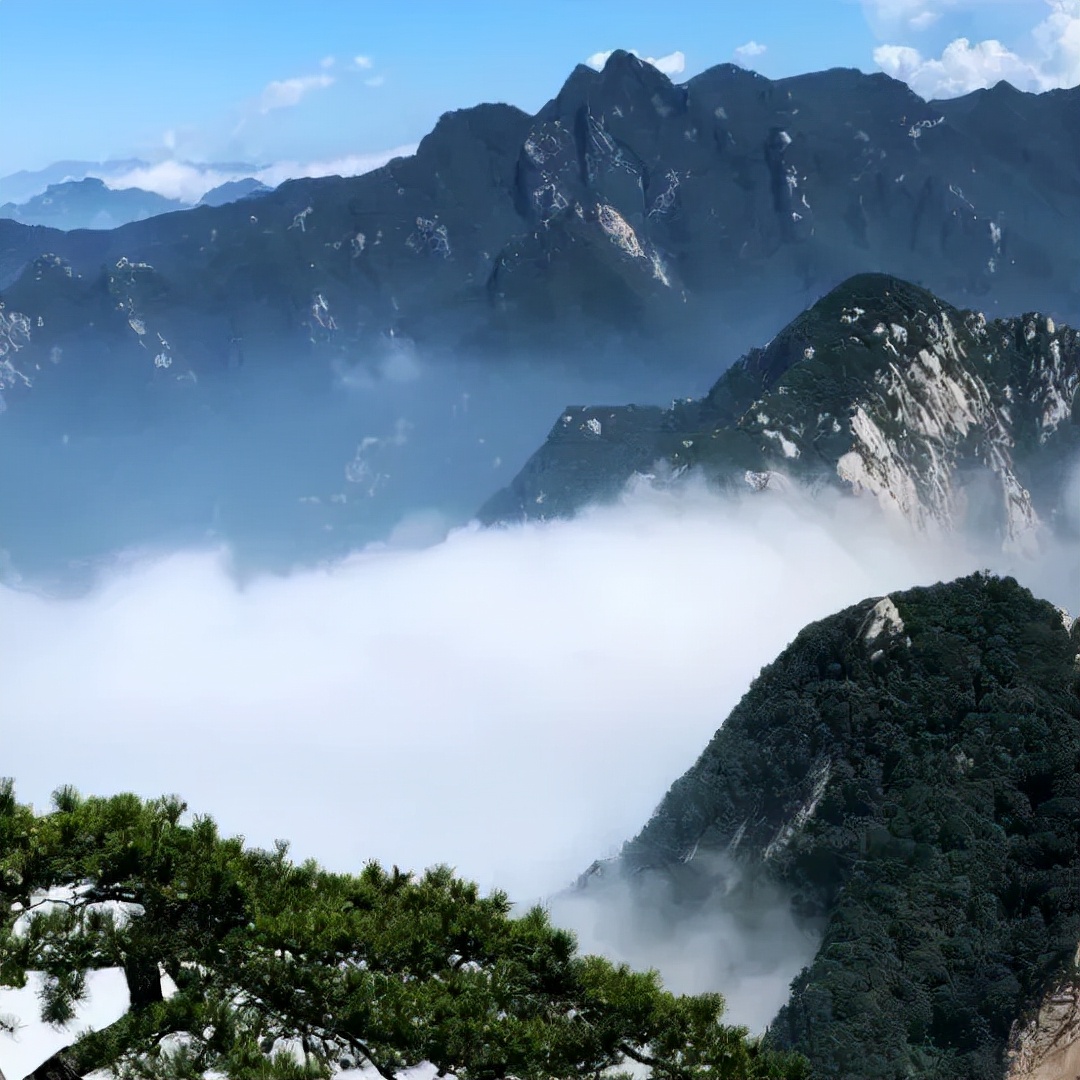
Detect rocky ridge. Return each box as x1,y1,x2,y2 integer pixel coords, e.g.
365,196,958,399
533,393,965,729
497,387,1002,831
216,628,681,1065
1,55,1079,402
480,274,1080,551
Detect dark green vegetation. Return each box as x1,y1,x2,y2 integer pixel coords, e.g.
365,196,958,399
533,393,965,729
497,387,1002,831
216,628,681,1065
598,574,1080,1079
0,784,806,1080
481,274,1079,547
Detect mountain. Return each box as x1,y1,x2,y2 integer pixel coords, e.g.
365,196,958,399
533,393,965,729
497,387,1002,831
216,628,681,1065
480,273,1080,553
0,159,147,205
1,56,1079,392
0,177,186,230
2,57,1079,582
0,176,275,231
577,573,1080,1079
197,177,272,207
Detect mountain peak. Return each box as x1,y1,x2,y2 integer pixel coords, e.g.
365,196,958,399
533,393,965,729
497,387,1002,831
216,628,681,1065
481,275,1078,551
599,572,1080,1076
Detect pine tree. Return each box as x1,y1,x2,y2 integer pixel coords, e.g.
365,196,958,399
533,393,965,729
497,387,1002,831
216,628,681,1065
0,781,806,1080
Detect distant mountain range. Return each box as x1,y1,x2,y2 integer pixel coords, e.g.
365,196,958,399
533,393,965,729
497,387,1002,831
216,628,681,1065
0,176,272,230
481,273,1079,554
1,53,1079,390
0,158,265,205
0,158,149,205
578,572,1080,1079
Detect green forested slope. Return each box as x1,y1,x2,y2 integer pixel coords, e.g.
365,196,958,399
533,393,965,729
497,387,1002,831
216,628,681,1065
611,574,1080,1079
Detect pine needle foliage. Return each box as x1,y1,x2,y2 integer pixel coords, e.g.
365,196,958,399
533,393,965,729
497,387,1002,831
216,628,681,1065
0,782,806,1080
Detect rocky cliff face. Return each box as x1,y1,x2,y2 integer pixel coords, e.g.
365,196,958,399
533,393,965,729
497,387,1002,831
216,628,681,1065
1,56,1079,402
1005,963,1080,1080
481,274,1079,552
582,574,1080,1078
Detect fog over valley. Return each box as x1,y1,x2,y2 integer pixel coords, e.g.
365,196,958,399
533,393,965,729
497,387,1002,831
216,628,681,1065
4,477,1075,1025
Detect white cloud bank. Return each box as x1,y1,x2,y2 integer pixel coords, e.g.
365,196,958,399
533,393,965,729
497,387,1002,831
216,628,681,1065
100,145,416,203
1,476,1073,1048
0,971,128,1080
873,0,1080,97
586,49,687,76
2,481,1030,903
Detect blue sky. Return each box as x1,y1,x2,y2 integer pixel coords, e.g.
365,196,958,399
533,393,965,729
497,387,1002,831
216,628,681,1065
0,0,1077,193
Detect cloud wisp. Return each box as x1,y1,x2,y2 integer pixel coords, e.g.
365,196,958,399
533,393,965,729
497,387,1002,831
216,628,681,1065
100,145,416,203
733,40,768,64
259,72,336,114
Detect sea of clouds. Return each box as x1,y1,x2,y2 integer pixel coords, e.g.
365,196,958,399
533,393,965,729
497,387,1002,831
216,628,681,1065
2,473,1076,1059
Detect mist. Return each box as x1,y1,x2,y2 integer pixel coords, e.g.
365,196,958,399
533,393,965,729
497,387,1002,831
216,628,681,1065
552,852,822,1032
2,477,1074,1035
0,344,725,586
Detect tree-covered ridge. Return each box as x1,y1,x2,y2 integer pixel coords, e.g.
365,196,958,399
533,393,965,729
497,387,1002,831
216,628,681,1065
612,573,1080,1079
0,784,806,1080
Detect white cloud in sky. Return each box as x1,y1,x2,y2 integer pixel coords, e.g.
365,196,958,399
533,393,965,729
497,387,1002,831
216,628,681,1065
259,73,335,113
862,0,953,31
733,40,768,63
909,9,941,30
353,54,373,69
365,74,386,88
1032,0,1080,79
874,37,1036,95
872,0,1080,97
252,145,414,188
319,55,336,69
585,49,687,76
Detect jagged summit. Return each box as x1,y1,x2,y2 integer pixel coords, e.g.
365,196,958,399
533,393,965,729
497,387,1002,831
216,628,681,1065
2,56,1079,390
480,274,1079,549
728,272,942,388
